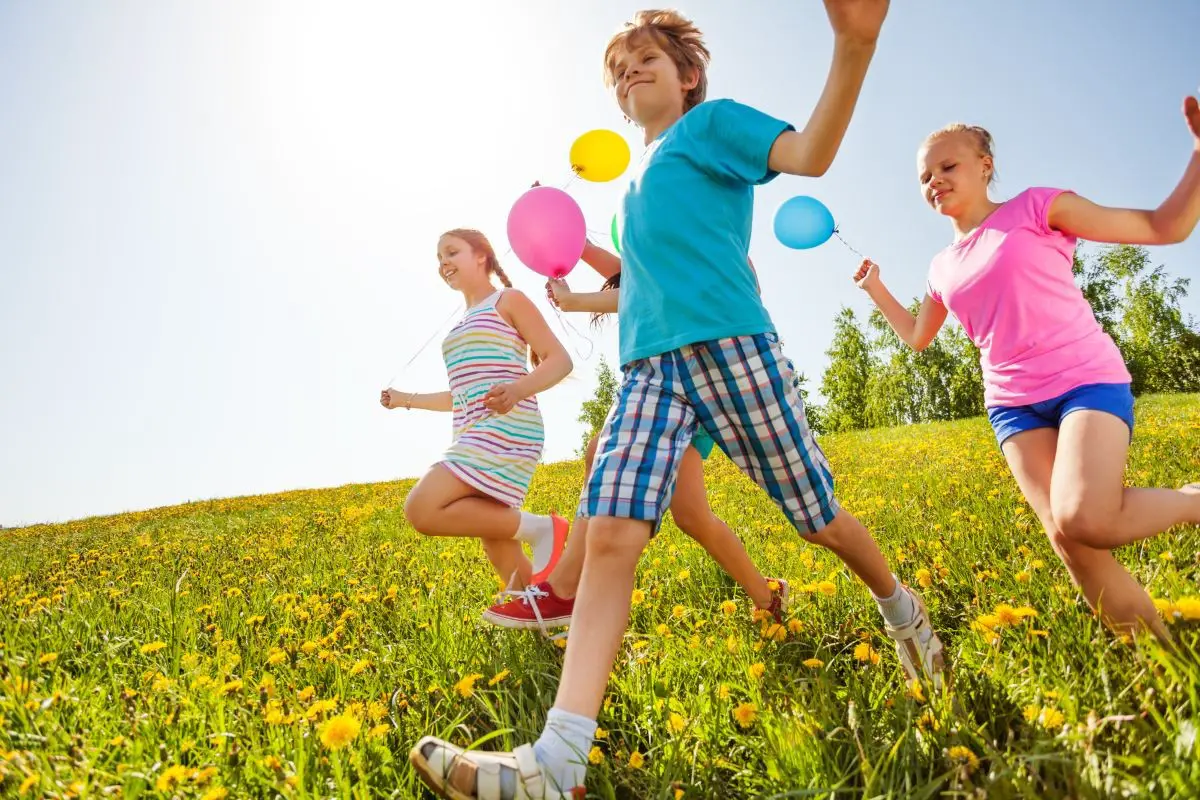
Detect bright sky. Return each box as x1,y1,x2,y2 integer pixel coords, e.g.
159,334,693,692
3,1,1198,527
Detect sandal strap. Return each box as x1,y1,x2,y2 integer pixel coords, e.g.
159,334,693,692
513,744,548,796
448,756,478,795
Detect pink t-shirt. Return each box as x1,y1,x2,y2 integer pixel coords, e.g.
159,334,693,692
926,187,1131,407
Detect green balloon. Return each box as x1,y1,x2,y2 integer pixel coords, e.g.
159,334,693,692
610,214,620,253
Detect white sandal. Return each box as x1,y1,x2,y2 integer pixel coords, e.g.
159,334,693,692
409,736,583,800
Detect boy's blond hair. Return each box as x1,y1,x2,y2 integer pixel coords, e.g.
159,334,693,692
603,9,710,112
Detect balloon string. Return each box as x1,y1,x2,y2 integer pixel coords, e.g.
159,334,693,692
385,301,463,388
832,227,866,261
551,303,596,362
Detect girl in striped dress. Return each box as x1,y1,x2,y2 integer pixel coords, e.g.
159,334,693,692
382,228,573,593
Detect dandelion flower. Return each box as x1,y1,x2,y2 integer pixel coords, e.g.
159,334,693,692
802,658,824,668
748,662,766,680
816,581,837,597
732,702,758,729
631,589,646,606
720,600,737,616
947,745,979,771
915,568,932,589
453,673,483,698
319,713,361,750
368,723,390,739
853,642,881,665
349,658,372,676
668,712,687,734
140,641,167,655
588,746,604,764
488,669,510,686
628,751,645,769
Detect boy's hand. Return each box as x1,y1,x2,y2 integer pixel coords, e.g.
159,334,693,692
824,0,889,46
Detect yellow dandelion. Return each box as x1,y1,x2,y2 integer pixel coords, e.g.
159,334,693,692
672,604,686,619
656,623,671,637
155,764,192,792
202,788,229,800
246,615,266,627
1023,704,1040,723
595,727,608,740
853,642,881,665
748,662,766,680
668,712,687,734
453,673,483,698
38,652,59,665
802,657,824,668
1176,597,1200,620
718,684,731,701
18,776,39,796
349,659,372,676
677,569,690,581
725,634,739,654
262,755,282,771
1015,571,1031,584
631,588,646,606
732,702,758,729
220,679,243,696
908,681,926,703
368,723,390,739
140,641,167,655
488,669,510,686
305,698,337,719
947,745,979,771
761,623,787,642
588,746,604,764
915,568,932,588
297,685,316,702
628,751,645,769
319,713,361,750
720,600,737,616
816,581,837,597
787,619,804,635
1040,708,1065,730
266,648,288,666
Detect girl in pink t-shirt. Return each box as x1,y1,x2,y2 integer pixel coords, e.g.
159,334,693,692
854,98,1200,642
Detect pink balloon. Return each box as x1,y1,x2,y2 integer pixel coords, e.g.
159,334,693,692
506,186,586,279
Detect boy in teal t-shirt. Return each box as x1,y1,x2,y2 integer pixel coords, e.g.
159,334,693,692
411,4,947,798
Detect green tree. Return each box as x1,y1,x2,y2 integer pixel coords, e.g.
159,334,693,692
819,307,872,432
1096,245,1200,394
576,357,618,455
794,371,826,436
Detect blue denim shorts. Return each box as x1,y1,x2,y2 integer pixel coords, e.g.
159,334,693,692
986,382,1135,447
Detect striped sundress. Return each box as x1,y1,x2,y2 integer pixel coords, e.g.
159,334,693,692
438,289,545,507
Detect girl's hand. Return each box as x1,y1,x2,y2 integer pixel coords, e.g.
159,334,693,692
1185,94,1200,148
853,258,881,290
380,389,406,409
545,278,573,309
483,382,523,414
824,0,889,46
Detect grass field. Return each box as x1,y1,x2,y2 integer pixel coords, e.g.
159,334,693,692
2,394,1199,799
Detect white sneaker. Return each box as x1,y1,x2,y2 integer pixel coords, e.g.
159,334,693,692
883,586,946,689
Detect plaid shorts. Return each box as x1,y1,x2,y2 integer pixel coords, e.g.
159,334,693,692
579,333,839,534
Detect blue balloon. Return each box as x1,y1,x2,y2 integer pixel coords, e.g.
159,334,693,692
774,195,835,250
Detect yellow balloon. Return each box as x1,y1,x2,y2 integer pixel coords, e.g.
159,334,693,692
569,129,631,182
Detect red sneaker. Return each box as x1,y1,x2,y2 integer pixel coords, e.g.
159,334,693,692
529,514,570,584
753,578,791,624
481,581,575,633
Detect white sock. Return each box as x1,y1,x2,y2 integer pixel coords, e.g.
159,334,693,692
514,512,555,574
532,708,597,793
873,575,916,628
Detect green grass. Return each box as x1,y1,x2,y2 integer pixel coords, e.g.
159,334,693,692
3,394,1200,799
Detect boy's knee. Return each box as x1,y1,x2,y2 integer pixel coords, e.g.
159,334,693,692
584,517,651,563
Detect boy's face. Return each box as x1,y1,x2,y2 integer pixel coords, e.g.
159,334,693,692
611,39,695,125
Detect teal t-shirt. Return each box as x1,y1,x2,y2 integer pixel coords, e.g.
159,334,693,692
617,99,794,366
692,427,716,460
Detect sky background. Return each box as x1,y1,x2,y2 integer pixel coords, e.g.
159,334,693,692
2,1,1198,527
